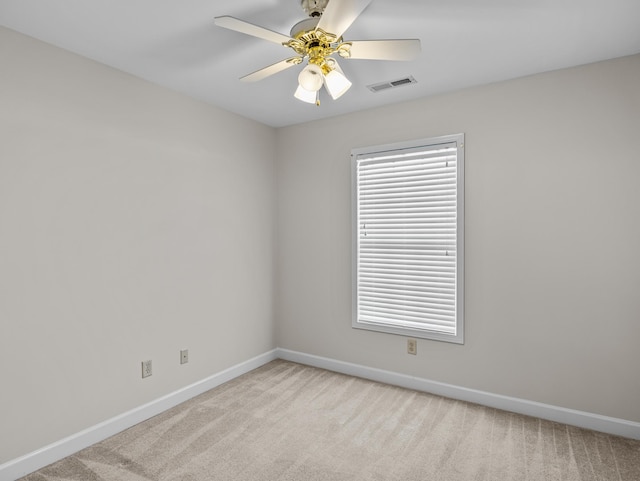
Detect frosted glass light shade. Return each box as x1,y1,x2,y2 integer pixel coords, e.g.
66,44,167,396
324,68,352,99
294,84,317,104
298,64,324,92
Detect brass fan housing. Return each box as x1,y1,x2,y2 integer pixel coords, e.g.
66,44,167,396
286,17,352,69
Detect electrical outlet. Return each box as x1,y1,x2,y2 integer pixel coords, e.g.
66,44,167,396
407,339,417,355
180,349,189,364
141,360,152,378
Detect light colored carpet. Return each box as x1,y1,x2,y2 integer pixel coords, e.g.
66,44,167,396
20,360,640,480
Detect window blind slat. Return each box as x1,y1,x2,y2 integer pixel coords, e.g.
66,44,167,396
359,306,456,325
360,205,455,215
359,312,456,330
358,315,455,334
358,278,456,290
358,274,456,284
360,198,456,207
359,295,455,310
360,254,456,263
359,173,456,189
359,287,454,302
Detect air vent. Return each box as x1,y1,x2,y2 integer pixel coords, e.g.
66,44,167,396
367,76,417,93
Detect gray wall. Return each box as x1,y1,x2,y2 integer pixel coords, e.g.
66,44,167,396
275,54,640,423
0,27,277,463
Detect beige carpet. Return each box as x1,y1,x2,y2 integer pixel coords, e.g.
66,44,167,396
20,360,640,481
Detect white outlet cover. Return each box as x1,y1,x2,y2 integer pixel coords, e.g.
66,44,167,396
142,360,152,378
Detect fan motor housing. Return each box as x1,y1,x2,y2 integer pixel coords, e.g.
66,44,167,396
290,17,320,38
287,17,343,60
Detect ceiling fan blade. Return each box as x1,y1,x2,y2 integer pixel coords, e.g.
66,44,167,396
343,39,421,61
240,57,303,82
214,16,292,45
316,0,372,38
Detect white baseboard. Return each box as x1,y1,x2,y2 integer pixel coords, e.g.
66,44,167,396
276,348,640,441
0,350,278,481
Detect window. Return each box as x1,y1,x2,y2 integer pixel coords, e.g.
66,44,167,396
351,134,464,343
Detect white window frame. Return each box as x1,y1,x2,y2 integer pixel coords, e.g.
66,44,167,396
351,134,464,344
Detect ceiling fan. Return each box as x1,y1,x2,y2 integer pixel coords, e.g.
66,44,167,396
214,0,421,105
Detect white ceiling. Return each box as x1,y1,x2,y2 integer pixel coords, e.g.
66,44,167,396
2,0,639,128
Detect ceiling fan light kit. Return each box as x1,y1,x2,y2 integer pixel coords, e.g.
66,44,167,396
294,62,352,105
214,0,421,106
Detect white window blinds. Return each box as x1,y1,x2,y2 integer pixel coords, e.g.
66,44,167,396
352,134,464,343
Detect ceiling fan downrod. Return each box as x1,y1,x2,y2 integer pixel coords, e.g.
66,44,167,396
301,0,329,17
